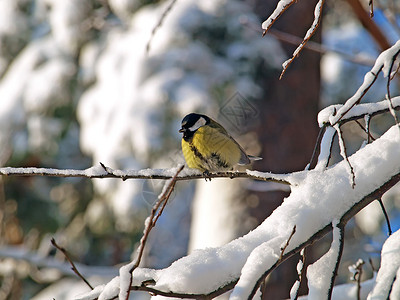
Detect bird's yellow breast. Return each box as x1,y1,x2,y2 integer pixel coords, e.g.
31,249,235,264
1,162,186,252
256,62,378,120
181,126,241,172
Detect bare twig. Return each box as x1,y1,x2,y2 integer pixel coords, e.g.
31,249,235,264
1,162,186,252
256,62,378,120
279,225,296,261
51,238,94,290
334,124,356,188
121,165,184,300
146,0,177,54
327,224,345,300
354,119,376,141
308,125,327,170
377,198,392,236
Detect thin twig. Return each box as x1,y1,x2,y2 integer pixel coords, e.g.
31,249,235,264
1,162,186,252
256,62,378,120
308,125,327,170
122,165,184,300
51,238,94,290
354,119,376,141
327,224,345,300
385,49,400,126
279,225,297,261
146,0,177,54
377,197,392,235
334,124,356,188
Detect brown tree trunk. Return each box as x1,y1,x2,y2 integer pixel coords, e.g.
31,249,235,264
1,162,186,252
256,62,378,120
251,1,321,298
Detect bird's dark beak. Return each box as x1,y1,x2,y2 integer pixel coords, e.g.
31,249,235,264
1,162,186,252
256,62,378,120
179,128,184,133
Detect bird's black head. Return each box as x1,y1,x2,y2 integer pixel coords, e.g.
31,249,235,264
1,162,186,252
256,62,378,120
179,113,210,141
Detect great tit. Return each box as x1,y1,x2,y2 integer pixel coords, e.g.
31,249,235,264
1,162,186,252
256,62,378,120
179,113,260,173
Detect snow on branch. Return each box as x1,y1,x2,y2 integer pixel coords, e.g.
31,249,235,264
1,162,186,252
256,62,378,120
328,40,400,126
367,229,400,299
0,164,291,185
306,221,344,299
261,0,296,35
75,123,400,300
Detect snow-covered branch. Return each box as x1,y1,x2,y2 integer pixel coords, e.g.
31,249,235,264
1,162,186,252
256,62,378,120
328,40,400,125
76,122,400,300
0,164,291,185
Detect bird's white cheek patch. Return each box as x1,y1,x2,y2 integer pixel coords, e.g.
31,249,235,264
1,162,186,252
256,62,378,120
189,117,207,131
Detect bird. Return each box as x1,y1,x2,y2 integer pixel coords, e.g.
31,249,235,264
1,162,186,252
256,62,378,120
179,113,261,173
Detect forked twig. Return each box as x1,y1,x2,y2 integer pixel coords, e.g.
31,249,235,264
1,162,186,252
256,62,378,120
51,238,94,290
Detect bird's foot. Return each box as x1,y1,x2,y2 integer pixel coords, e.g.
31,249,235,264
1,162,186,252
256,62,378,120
203,170,212,181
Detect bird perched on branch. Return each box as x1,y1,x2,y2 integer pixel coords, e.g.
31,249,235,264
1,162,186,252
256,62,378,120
179,113,261,174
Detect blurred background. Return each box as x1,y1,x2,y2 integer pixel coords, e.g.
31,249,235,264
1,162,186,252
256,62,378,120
0,0,399,299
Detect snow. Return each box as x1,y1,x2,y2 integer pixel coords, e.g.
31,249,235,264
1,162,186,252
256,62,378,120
290,281,300,300
329,40,400,125
307,220,341,300
280,0,324,71
261,0,294,32
318,96,400,126
367,229,400,299
298,273,377,300
315,126,336,170
78,122,400,299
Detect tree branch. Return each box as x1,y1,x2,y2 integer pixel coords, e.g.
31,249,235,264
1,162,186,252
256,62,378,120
0,165,291,185
51,238,94,290
244,172,400,300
